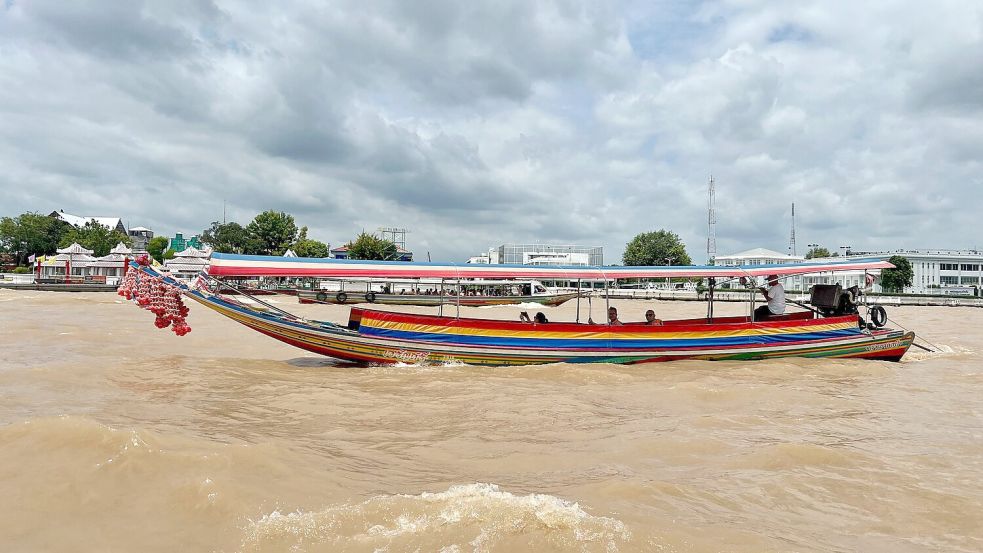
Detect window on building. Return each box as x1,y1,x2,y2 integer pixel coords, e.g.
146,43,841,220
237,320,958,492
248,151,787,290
961,276,979,285
961,264,980,272
940,276,959,285
940,263,959,271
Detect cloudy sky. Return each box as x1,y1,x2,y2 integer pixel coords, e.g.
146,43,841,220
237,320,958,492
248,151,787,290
2,0,980,262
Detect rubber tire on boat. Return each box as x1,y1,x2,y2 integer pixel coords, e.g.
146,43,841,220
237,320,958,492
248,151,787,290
857,315,866,329
315,291,328,302
336,291,348,304
365,292,377,303
870,305,887,328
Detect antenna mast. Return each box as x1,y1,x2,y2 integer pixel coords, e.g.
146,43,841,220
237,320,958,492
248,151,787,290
788,202,796,256
706,175,716,265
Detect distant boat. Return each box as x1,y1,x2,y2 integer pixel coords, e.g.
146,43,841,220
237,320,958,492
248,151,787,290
121,253,914,366
295,278,581,307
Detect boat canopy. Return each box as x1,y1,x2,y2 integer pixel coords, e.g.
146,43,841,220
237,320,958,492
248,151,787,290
207,253,894,280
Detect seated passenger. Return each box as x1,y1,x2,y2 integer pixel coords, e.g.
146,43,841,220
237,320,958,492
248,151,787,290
608,307,623,325
643,309,662,325
588,306,623,325
534,312,549,324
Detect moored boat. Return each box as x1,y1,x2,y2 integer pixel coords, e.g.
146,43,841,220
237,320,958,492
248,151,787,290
296,287,580,307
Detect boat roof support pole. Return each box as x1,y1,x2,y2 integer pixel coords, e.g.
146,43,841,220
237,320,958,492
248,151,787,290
603,272,610,324
576,279,581,323
706,277,715,323
439,278,444,317
456,279,461,319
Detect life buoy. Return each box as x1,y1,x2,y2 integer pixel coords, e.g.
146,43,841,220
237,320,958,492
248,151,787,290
365,292,377,303
336,291,348,304
870,305,887,328
315,291,327,302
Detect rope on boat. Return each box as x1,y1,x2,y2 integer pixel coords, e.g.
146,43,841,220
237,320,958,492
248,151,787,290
884,315,938,352
198,272,342,329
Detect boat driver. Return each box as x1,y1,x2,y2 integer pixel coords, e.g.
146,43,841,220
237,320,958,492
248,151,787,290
754,274,786,321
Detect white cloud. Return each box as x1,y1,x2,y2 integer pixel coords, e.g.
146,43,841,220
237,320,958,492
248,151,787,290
1,0,981,262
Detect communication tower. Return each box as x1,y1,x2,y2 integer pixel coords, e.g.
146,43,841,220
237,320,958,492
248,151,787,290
378,227,408,251
788,203,797,256
706,175,716,265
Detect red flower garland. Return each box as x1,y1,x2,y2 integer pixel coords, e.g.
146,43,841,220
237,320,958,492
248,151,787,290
118,269,192,336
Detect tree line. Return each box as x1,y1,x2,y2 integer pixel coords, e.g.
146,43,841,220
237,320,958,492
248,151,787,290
0,210,401,266
181,211,399,263
0,212,132,265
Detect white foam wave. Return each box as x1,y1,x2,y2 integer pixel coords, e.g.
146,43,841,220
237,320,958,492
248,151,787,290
904,342,973,362
475,302,555,310
241,482,630,552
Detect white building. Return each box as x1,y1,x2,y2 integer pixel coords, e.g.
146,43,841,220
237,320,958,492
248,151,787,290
49,210,127,234
470,244,603,266
839,249,983,295
718,247,983,295
714,247,804,267
714,248,805,289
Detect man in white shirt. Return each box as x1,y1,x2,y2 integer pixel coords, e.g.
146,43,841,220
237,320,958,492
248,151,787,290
753,274,785,321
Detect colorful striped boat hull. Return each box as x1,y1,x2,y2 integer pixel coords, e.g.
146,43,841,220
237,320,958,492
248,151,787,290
180,285,914,366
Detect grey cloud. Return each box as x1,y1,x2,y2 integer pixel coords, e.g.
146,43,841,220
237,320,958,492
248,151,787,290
1,1,982,263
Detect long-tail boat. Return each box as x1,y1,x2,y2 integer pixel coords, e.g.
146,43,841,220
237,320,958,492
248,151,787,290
122,253,915,365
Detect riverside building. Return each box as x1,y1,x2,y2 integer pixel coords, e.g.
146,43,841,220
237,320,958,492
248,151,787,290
467,243,604,289
718,247,983,295
470,244,603,266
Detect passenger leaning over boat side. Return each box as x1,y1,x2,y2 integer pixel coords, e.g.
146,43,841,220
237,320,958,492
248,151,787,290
752,274,785,321
520,311,549,324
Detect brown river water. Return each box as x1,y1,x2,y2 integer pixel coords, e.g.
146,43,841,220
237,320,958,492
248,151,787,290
0,290,981,552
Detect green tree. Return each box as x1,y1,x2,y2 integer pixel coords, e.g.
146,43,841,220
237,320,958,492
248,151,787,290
346,232,397,260
881,255,914,293
163,248,177,260
0,212,71,265
623,230,692,266
147,236,169,263
201,221,252,254
59,220,132,257
805,246,832,259
246,211,298,255
293,226,330,258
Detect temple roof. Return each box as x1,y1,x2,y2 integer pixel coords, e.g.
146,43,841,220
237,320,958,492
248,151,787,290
110,242,132,254
174,246,210,258
56,242,94,255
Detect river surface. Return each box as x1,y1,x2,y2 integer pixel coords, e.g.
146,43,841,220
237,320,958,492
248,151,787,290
1,290,981,552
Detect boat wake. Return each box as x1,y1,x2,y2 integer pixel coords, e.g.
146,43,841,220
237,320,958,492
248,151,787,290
240,482,630,552
903,342,973,362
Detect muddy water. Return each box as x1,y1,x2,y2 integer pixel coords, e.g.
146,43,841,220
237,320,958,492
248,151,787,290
0,290,981,552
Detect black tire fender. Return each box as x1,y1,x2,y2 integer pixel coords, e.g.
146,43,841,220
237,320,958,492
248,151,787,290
870,305,887,328
336,291,348,304
365,292,377,303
